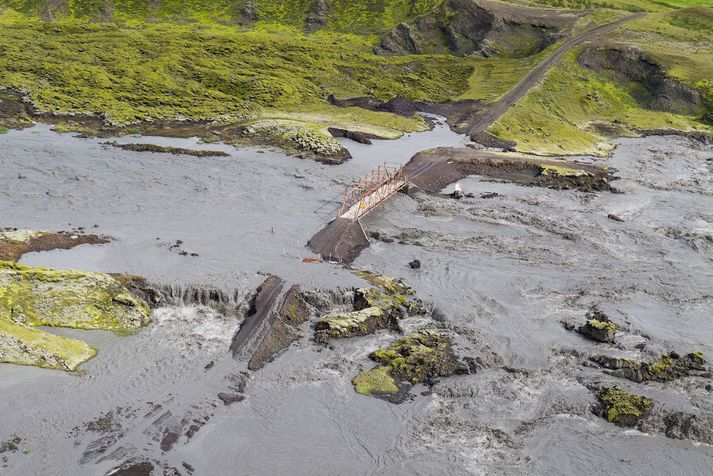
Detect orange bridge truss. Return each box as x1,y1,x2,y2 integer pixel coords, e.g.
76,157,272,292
339,164,406,221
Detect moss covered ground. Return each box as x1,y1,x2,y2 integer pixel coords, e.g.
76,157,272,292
0,260,151,371
598,387,654,427
489,45,712,155
0,7,471,128
487,2,712,154
512,0,711,12
0,1,710,156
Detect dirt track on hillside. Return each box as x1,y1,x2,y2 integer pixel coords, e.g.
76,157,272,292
468,13,644,138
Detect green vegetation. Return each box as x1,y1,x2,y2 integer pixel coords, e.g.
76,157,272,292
355,271,413,296
598,387,654,427
511,0,711,12
352,329,458,398
316,306,387,339
489,47,712,155
456,48,555,102
370,329,456,383
0,0,442,33
0,15,471,125
0,0,710,156
352,366,400,395
315,272,420,341
0,260,151,371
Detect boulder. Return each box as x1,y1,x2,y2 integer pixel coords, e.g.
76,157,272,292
597,387,654,427
577,309,617,343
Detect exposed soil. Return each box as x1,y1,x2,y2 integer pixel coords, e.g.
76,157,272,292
404,147,615,193
307,217,370,264
0,231,109,262
104,142,230,157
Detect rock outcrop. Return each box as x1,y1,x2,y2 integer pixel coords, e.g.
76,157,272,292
352,329,459,401
591,352,707,383
578,45,706,116
0,229,109,262
377,0,579,57
596,387,654,427
0,261,151,371
577,309,617,343
314,272,425,342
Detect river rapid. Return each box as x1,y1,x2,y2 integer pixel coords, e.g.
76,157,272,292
0,123,712,475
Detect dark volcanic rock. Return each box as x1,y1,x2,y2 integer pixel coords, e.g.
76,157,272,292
592,352,707,383
327,127,383,145
105,141,230,157
305,0,330,32
470,130,517,150
0,435,21,454
577,309,617,343
217,393,245,405
247,285,313,371
106,460,154,476
248,318,300,371
327,94,418,117
662,412,713,445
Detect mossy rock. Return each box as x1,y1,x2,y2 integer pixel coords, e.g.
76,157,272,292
354,271,413,296
369,329,457,384
0,260,151,371
538,164,591,177
0,260,150,330
352,366,400,396
314,306,389,342
577,319,617,343
594,352,708,383
597,387,654,427
315,272,424,342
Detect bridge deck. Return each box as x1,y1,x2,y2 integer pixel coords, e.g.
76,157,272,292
339,178,407,221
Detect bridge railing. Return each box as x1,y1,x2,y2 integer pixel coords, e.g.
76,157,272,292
339,163,405,219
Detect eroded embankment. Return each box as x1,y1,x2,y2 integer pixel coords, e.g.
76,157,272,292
404,147,615,192
0,229,109,262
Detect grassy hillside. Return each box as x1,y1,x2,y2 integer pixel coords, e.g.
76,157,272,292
0,0,710,157
0,0,442,33
510,0,712,12
0,14,473,125
489,5,713,155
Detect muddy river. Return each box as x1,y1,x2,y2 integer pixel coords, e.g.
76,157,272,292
1,123,712,475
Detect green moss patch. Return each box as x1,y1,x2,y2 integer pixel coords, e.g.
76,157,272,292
0,14,472,127
352,366,400,396
369,329,458,384
0,260,151,371
598,387,654,427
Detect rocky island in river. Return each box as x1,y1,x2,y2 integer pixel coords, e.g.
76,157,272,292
0,0,711,475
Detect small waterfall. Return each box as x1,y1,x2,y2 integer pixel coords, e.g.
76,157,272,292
301,287,355,313
153,283,244,316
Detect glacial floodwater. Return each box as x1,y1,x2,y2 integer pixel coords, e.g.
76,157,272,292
1,124,712,475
